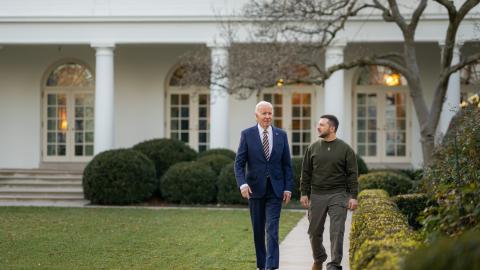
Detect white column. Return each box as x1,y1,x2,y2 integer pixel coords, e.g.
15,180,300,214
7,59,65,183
208,43,230,149
437,42,461,141
324,43,346,139
91,43,115,154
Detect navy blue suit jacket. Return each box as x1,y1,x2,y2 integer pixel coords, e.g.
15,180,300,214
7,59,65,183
234,125,294,199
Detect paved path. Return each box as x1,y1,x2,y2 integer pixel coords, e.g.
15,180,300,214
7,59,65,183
280,211,353,270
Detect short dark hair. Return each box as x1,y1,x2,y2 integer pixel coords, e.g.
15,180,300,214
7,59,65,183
320,114,339,132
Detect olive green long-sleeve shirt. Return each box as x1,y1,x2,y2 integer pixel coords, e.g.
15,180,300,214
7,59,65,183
300,138,359,199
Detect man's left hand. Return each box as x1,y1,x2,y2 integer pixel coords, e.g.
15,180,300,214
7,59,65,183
283,191,291,205
348,198,358,210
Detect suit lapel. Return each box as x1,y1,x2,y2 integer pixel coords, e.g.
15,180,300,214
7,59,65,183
251,125,266,160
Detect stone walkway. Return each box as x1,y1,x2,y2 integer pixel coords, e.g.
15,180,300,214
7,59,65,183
280,211,353,270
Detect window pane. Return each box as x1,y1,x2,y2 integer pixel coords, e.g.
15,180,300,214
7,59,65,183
171,95,179,105
85,132,94,143
171,107,179,117
181,95,189,105
292,132,300,142
181,133,189,142
75,145,83,156
85,145,94,156
397,145,406,156
357,144,366,156
48,107,57,118
368,144,377,156
292,107,300,117
46,63,94,87
181,120,189,130
181,107,189,117
292,145,300,156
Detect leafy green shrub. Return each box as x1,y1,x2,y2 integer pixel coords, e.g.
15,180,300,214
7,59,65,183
358,172,413,196
197,154,233,175
197,148,236,160
217,162,246,205
421,98,480,238
350,189,420,270
83,149,156,205
402,230,480,270
160,161,216,204
133,138,197,194
356,155,369,175
392,193,428,230
291,157,302,200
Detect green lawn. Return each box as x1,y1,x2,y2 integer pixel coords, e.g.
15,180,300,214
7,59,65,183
0,207,304,270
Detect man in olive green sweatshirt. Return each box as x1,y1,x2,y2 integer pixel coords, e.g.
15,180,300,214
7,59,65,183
300,114,359,270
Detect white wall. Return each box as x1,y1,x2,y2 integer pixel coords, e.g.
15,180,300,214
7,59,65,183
0,45,94,168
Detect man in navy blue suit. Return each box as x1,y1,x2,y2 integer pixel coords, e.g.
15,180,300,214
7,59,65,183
234,101,294,270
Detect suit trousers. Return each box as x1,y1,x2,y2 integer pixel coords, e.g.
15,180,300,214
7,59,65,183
308,192,348,270
249,177,282,269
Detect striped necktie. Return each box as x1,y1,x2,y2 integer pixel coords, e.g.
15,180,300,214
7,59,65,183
262,129,270,160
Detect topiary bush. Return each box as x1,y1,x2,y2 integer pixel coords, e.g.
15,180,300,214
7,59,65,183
358,171,413,196
133,138,197,194
356,155,369,175
197,148,236,160
291,157,303,200
160,161,216,204
392,193,429,230
217,162,246,205
350,189,420,270
421,95,480,239
83,149,156,205
197,154,233,175
402,230,480,270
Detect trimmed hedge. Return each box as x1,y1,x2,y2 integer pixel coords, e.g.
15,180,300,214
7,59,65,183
392,193,428,230
402,230,480,270
350,189,420,270
358,172,413,196
133,138,197,194
160,161,217,204
197,154,233,175
217,162,246,205
197,148,236,160
83,149,156,205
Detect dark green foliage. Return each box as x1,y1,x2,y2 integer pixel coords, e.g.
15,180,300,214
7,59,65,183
358,171,413,196
350,190,420,270
133,138,197,193
291,157,303,200
402,230,480,270
160,161,216,204
217,162,246,205
356,155,369,175
197,148,236,160
392,193,428,230
83,149,156,205
197,154,233,175
421,101,480,238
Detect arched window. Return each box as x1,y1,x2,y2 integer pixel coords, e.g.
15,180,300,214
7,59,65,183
167,65,210,152
43,61,94,162
46,63,94,87
357,65,407,87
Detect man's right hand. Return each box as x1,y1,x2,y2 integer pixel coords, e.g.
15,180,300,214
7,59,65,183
300,195,310,208
241,186,252,199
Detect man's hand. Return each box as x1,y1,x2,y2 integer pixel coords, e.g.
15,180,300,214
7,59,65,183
240,186,252,199
348,198,358,210
283,191,291,205
300,195,310,209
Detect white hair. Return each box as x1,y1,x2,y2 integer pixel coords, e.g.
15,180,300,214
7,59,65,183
255,101,273,113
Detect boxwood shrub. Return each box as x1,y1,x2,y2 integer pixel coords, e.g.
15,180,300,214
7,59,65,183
133,138,197,193
160,161,216,204
217,162,246,205
358,171,413,196
197,148,236,160
402,230,480,270
197,154,233,175
392,193,428,229
350,189,420,270
83,149,156,205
